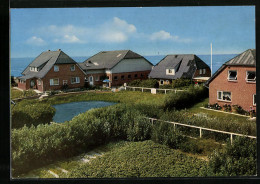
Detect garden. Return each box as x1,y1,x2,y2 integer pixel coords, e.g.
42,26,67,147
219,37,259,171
11,85,257,178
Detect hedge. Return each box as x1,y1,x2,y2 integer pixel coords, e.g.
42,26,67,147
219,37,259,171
163,85,208,110
11,103,56,129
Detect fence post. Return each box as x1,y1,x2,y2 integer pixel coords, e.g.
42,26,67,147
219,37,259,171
133,87,135,91
165,89,167,94
142,88,143,92
200,128,202,138
230,134,233,145
175,90,176,94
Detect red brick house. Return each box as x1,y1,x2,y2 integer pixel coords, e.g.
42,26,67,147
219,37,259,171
148,54,211,85
79,50,153,87
17,49,86,92
205,49,256,112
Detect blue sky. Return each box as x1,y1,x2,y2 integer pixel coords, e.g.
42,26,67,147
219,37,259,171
10,6,255,58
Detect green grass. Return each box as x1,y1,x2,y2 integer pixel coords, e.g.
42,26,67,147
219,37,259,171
68,140,208,178
11,87,37,99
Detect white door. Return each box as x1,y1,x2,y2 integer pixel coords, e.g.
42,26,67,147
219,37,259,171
89,76,93,86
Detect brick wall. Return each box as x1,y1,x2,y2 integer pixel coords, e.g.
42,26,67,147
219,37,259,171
42,64,85,91
109,70,151,86
17,79,28,90
209,65,256,111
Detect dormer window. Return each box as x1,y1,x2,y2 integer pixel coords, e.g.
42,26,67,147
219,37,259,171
30,66,38,72
199,69,206,74
246,71,256,83
228,70,237,81
166,69,175,75
54,65,59,72
70,65,75,71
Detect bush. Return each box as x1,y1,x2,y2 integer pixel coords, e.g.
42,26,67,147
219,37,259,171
128,79,159,88
223,104,231,112
11,104,151,176
11,103,56,129
151,122,187,149
163,85,208,110
208,137,256,176
172,79,193,88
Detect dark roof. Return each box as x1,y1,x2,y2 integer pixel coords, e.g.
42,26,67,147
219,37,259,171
148,54,209,80
19,50,78,80
205,49,256,86
80,50,152,70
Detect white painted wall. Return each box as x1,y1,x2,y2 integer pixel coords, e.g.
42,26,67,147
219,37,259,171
111,58,152,73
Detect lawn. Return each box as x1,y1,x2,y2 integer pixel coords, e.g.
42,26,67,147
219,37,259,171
18,140,209,178
11,87,37,99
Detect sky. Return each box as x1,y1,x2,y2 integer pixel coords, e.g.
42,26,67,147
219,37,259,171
10,6,255,58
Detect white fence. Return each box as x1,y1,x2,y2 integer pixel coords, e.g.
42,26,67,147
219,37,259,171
125,86,185,94
147,117,256,144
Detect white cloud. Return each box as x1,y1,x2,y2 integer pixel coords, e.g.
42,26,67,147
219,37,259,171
53,34,83,43
150,30,192,43
26,36,46,46
32,17,137,44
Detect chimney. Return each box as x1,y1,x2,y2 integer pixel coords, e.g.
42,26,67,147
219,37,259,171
57,49,61,51
47,49,50,51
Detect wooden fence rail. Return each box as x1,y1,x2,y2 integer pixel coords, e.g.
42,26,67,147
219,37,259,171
125,86,185,94
147,117,256,144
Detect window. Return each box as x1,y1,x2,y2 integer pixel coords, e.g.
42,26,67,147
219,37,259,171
217,91,231,102
54,65,59,72
128,75,131,79
50,78,59,86
246,71,256,83
30,67,38,72
37,79,41,85
228,70,237,81
71,77,80,84
114,76,118,80
121,75,125,80
95,76,99,81
200,69,206,74
166,69,175,75
253,94,256,106
160,80,164,85
134,74,138,78
70,65,75,71
141,73,144,78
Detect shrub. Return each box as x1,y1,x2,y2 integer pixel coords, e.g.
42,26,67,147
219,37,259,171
151,122,187,149
172,79,193,88
128,79,159,88
223,104,231,112
163,85,208,110
208,137,256,176
11,103,56,129
11,104,151,176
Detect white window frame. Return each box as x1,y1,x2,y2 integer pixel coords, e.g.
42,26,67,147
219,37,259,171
217,91,232,102
70,65,75,71
203,69,206,74
54,65,59,72
63,80,68,85
71,77,80,84
228,70,237,81
246,71,256,83
50,78,59,86
253,94,256,106
166,69,175,75
199,69,202,74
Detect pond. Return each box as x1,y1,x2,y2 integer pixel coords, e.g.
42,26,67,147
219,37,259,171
52,101,116,123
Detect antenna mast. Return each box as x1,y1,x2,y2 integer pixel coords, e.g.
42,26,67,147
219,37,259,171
211,43,213,76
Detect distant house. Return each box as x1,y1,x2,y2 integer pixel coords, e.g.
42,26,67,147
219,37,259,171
17,49,86,92
205,49,256,111
148,54,211,85
79,50,153,87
